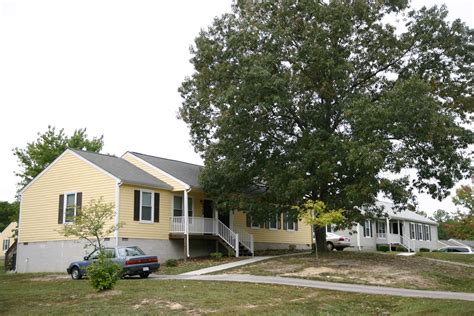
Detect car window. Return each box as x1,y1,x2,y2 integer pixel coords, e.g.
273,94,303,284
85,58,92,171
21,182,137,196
118,247,145,257
87,248,115,260
455,247,468,253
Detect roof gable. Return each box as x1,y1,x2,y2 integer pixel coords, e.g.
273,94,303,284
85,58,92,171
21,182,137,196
70,149,173,190
127,152,203,189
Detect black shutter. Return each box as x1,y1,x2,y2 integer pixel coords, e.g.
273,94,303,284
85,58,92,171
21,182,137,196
295,219,298,231
134,190,140,221
370,221,373,237
58,194,64,224
76,192,82,216
246,214,251,227
363,222,367,237
154,193,160,223
277,214,282,229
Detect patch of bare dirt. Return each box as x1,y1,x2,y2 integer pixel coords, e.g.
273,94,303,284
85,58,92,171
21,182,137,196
30,275,69,282
86,290,122,299
132,299,186,311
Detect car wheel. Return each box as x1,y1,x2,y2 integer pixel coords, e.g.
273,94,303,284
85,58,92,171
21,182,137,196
71,267,82,280
326,242,334,251
139,272,150,279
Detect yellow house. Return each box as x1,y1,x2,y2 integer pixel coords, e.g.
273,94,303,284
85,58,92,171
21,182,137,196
16,149,311,272
1,222,17,259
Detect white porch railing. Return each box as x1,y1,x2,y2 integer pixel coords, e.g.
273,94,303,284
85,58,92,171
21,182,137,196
169,216,253,257
234,226,254,255
400,234,414,252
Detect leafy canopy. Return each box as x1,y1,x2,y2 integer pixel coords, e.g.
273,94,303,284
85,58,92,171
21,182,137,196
0,201,19,232
13,126,103,191
62,198,122,252
179,1,473,228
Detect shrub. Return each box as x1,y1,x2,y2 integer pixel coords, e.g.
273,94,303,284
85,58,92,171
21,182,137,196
289,244,297,251
210,252,223,260
165,259,178,267
394,245,408,252
86,251,122,292
376,244,390,252
419,248,430,252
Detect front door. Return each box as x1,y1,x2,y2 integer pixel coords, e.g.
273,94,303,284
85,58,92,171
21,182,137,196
218,212,230,227
203,200,213,218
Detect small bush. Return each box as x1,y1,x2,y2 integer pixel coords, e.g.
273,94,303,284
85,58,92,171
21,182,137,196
289,244,297,251
87,252,121,292
419,248,430,252
210,252,223,260
165,259,178,267
376,244,390,252
394,245,408,252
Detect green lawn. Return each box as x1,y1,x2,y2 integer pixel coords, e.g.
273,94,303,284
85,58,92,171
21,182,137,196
225,252,474,293
159,256,244,275
1,272,474,315
417,252,474,265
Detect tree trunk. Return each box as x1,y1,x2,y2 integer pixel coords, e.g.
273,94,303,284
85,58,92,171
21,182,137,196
314,225,328,254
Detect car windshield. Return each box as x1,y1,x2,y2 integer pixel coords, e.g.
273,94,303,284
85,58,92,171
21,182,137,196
118,246,145,257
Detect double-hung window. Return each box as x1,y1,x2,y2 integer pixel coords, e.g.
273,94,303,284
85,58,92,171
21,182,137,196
285,212,297,231
417,224,423,240
377,221,386,238
251,216,261,229
173,196,193,218
364,220,372,238
268,215,278,230
425,225,431,241
410,223,416,240
2,239,9,252
64,193,77,223
140,191,153,222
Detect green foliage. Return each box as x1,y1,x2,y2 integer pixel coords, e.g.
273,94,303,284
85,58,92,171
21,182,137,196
210,252,223,260
86,251,121,292
376,244,390,252
0,201,19,232
453,185,474,214
288,244,296,251
419,248,430,252
394,245,408,252
297,200,345,227
178,1,473,230
62,198,122,251
13,126,103,191
165,259,178,267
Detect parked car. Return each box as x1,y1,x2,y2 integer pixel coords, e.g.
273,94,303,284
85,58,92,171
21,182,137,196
326,232,351,251
434,246,473,254
67,246,160,280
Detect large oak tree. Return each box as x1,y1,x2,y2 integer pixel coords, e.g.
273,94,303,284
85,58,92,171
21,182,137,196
179,1,473,250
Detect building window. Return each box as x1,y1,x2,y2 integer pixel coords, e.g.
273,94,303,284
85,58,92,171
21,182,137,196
364,220,372,238
410,223,414,239
2,239,9,252
425,225,431,241
64,193,77,223
417,224,423,240
173,196,193,218
285,212,296,231
251,216,261,229
390,222,399,234
269,215,278,230
140,191,154,222
377,221,386,238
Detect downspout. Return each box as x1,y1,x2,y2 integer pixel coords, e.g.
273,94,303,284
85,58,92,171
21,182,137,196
115,181,122,247
184,186,191,258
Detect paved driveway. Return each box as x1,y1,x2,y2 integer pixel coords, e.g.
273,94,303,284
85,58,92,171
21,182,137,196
152,274,474,302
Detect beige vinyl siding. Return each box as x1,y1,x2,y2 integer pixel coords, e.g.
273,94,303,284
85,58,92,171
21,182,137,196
20,151,117,243
233,211,312,245
119,186,204,239
122,153,187,191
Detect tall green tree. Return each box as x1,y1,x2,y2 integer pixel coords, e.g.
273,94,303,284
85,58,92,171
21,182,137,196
0,201,19,232
13,126,104,191
179,1,473,250
445,185,474,239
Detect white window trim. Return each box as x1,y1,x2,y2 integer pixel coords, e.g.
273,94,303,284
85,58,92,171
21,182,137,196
426,225,431,241
2,239,9,252
172,195,194,218
364,220,372,238
63,192,77,224
250,216,260,229
417,223,423,241
410,223,416,240
377,220,387,239
268,215,278,230
139,190,154,223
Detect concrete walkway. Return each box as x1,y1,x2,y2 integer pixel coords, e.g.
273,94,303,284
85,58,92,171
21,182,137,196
153,274,474,302
180,256,273,275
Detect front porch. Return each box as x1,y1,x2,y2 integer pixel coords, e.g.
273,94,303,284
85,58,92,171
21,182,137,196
374,219,414,252
169,216,254,257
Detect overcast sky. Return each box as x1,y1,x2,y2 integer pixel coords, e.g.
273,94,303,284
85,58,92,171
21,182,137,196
0,0,472,215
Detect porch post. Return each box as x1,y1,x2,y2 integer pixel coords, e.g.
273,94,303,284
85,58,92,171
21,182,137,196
184,189,190,258
386,217,391,251
214,208,218,235
235,233,239,257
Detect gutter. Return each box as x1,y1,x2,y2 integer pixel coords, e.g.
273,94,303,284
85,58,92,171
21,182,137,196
115,181,122,247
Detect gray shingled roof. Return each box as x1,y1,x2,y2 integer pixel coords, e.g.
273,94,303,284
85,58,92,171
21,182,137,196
376,201,438,225
129,152,203,189
71,149,173,190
